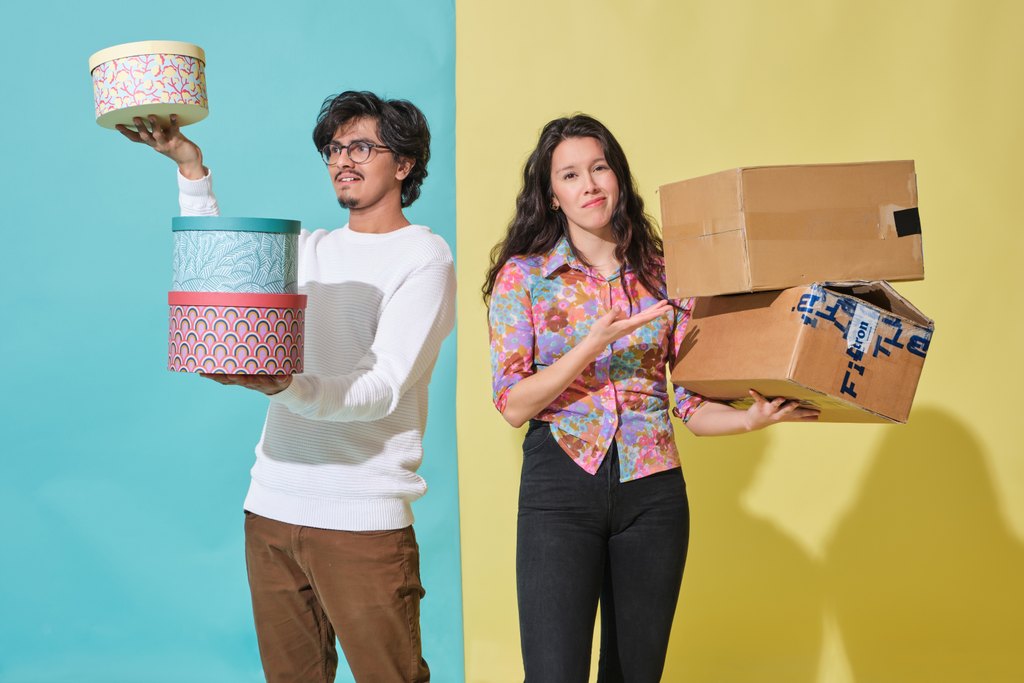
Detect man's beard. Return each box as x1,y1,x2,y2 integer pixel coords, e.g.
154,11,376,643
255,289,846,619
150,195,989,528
337,196,359,209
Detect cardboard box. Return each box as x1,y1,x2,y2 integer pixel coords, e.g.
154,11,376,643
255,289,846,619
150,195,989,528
672,281,933,423
660,161,924,298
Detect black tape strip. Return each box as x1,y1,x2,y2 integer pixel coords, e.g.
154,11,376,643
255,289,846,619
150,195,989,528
894,207,922,237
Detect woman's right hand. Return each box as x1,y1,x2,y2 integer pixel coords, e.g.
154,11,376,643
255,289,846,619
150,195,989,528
497,299,672,428
583,300,672,354
116,114,206,180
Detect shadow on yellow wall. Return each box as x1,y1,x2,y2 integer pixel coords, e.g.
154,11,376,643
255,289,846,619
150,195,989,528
665,408,1024,682
667,429,823,682
826,407,1024,682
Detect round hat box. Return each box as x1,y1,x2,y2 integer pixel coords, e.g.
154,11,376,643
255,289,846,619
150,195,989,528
171,216,300,294
89,40,208,130
168,292,307,375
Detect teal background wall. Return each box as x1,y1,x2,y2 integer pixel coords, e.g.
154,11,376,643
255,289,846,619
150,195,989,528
0,2,462,681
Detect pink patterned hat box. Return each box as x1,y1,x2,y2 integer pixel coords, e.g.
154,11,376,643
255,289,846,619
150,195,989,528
89,41,208,130
168,292,306,375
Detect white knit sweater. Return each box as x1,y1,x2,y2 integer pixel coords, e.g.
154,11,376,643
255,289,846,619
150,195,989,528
178,171,456,531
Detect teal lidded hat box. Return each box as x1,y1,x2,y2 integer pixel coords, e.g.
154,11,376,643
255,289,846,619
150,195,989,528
171,216,300,294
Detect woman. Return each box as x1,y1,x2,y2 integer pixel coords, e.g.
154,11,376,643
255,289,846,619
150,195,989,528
483,114,818,683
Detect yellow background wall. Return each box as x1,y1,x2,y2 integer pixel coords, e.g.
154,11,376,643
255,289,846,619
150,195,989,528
456,1,1024,680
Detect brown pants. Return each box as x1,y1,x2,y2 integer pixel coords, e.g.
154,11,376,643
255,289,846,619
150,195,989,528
244,512,429,682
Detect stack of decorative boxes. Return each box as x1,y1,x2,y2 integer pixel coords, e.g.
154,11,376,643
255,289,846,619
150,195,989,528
167,217,307,375
661,161,933,423
87,42,307,377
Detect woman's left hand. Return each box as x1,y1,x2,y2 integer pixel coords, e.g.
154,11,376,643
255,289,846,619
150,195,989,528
743,389,820,431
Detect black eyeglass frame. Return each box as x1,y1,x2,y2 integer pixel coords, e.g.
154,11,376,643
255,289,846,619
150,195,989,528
319,141,392,166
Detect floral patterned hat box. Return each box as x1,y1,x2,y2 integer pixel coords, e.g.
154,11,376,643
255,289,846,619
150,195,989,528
168,217,306,376
89,41,208,130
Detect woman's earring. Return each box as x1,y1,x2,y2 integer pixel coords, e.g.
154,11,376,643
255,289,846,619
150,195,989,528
550,201,560,211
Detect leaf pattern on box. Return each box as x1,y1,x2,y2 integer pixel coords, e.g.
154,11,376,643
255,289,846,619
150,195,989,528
172,231,298,293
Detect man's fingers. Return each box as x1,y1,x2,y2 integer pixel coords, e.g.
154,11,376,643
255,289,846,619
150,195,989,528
133,116,155,141
149,115,166,143
201,373,235,384
115,124,143,143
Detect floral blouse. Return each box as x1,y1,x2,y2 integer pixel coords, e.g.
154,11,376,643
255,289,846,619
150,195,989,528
488,237,706,482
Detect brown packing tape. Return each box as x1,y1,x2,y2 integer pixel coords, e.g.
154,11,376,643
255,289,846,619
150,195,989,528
744,204,918,241
745,237,924,290
662,215,745,239
664,234,925,298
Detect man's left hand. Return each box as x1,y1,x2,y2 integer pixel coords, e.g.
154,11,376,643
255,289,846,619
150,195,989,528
202,373,293,395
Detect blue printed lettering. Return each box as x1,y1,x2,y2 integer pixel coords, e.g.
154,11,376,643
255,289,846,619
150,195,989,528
873,322,905,358
814,300,848,333
908,335,931,358
840,370,858,398
796,293,819,313
845,345,864,363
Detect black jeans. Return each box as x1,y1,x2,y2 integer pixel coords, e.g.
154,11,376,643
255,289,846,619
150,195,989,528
517,420,690,683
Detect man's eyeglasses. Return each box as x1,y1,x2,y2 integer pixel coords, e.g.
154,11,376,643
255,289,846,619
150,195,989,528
320,141,391,166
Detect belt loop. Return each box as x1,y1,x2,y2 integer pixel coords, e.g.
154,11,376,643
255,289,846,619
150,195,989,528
608,438,619,490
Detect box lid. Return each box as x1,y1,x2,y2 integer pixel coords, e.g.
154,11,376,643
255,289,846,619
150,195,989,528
89,41,205,71
168,291,307,309
171,216,301,234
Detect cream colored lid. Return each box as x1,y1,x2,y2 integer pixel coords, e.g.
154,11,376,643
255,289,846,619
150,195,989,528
89,41,205,71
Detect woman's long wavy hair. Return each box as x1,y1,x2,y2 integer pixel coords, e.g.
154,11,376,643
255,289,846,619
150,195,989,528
482,114,666,310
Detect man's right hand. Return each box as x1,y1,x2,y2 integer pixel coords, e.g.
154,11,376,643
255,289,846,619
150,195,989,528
116,114,207,180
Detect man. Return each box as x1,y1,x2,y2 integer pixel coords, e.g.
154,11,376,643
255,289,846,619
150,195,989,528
118,91,455,682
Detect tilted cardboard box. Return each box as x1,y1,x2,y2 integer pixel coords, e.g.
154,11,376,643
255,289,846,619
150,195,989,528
660,161,924,298
672,282,933,423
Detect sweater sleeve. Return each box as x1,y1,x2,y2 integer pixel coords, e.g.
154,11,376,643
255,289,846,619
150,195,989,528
178,169,220,216
269,255,456,422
